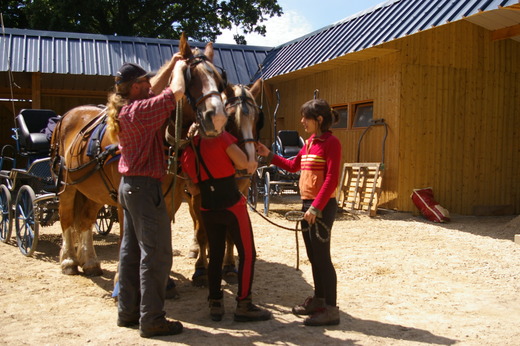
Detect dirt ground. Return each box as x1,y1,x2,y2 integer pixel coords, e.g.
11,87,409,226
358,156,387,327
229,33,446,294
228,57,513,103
1,194,519,345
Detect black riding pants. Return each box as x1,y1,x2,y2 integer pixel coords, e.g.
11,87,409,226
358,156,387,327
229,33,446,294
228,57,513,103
301,198,338,307
201,197,256,301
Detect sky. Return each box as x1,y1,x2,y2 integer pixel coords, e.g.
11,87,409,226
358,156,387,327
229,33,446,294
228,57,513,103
216,0,386,47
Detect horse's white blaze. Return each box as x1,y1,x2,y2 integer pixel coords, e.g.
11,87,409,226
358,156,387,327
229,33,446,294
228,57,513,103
242,127,256,162
200,67,227,135
208,96,227,134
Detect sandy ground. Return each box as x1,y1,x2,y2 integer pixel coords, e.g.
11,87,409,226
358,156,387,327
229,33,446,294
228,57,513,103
1,194,519,345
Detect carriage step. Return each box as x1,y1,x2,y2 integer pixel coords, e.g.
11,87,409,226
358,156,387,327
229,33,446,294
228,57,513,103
337,162,384,217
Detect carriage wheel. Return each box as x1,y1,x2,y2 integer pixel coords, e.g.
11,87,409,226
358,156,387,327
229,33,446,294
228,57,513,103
14,185,39,256
0,184,13,243
263,171,271,216
248,172,259,211
95,205,115,236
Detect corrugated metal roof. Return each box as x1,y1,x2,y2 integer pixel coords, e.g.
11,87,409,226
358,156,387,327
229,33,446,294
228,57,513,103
257,0,520,80
0,28,272,85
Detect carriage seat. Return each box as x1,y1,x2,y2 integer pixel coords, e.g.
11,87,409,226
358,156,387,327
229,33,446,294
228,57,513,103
275,130,304,158
16,109,57,153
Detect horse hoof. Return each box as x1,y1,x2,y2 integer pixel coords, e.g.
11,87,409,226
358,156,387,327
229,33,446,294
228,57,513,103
222,265,238,284
192,268,208,287
61,265,80,275
192,276,208,287
166,286,180,299
61,259,80,275
82,265,103,277
165,277,180,299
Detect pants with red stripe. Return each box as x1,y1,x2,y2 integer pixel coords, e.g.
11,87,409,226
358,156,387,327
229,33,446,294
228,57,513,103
201,197,256,301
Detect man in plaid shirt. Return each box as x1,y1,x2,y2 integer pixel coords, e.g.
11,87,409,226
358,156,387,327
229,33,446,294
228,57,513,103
106,54,186,338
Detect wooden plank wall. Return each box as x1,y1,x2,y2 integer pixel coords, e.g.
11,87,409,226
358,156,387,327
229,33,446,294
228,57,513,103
384,21,520,214
262,51,401,210
263,20,520,215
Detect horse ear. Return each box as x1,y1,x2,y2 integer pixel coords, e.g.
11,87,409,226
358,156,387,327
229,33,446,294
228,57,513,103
249,78,263,98
204,42,214,62
179,33,192,59
222,83,233,99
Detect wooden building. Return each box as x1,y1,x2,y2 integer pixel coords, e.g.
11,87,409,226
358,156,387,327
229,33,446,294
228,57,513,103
2,0,519,215
257,0,520,215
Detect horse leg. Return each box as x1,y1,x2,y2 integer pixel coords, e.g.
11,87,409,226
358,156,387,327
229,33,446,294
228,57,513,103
59,189,80,275
190,193,209,287
74,195,103,276
222,232,238,283
187,193,200,259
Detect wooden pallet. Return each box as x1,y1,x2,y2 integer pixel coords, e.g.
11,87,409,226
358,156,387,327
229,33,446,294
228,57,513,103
337,162,384,217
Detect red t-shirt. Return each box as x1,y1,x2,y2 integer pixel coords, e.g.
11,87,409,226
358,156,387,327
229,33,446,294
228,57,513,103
181,131,237,183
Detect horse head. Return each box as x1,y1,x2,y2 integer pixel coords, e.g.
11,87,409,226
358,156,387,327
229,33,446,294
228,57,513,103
222,79,264,168
178,33,228,137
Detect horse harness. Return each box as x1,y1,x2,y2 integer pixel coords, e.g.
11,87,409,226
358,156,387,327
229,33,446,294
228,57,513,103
56,107,120,201
224,84,260,178
224,84,260,148
184,54,228,128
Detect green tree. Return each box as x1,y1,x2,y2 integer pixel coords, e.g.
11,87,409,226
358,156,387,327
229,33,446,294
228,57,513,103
0,0,282,44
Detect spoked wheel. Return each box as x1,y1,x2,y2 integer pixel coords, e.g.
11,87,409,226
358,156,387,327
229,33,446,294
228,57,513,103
0,184,12,243
248,172,259,211
263,171,271,216
14,185,38,256
95,205,116,236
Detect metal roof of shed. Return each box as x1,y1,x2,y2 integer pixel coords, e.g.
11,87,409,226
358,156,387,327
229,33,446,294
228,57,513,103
257,0,520,80
0,28,272,86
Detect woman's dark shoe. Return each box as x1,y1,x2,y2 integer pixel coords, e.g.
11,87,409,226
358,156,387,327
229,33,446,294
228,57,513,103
303,305,340,326
292,296,325,315
209,298,225,321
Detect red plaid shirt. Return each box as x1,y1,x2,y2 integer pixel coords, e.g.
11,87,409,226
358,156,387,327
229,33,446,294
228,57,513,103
118,88,175,179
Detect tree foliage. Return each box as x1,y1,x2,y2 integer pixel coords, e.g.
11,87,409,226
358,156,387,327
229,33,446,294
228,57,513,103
0,0,283,44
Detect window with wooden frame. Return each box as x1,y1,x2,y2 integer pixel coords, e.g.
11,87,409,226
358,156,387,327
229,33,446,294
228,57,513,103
332,104,349,129
332,101,373,129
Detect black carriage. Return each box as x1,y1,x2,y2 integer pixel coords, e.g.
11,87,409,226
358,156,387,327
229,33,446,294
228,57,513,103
0,109,117,256
248,89,304,216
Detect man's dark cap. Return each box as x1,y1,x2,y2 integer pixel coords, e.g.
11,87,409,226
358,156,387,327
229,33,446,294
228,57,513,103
115,62,155,85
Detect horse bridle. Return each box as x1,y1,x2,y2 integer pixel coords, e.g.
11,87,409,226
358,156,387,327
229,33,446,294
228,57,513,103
184,54,227,112
225,84,259,146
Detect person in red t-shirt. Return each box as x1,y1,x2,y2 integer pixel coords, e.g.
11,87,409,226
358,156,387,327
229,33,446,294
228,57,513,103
256,98,342,326
181,127,271,323
106,54,186,338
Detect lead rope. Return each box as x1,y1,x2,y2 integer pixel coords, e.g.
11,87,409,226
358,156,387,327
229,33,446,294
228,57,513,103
169,99,183,223
241,192,331,270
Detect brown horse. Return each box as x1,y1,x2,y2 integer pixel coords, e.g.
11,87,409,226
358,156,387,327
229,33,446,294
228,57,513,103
50,34,228,276
185,79,264,286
